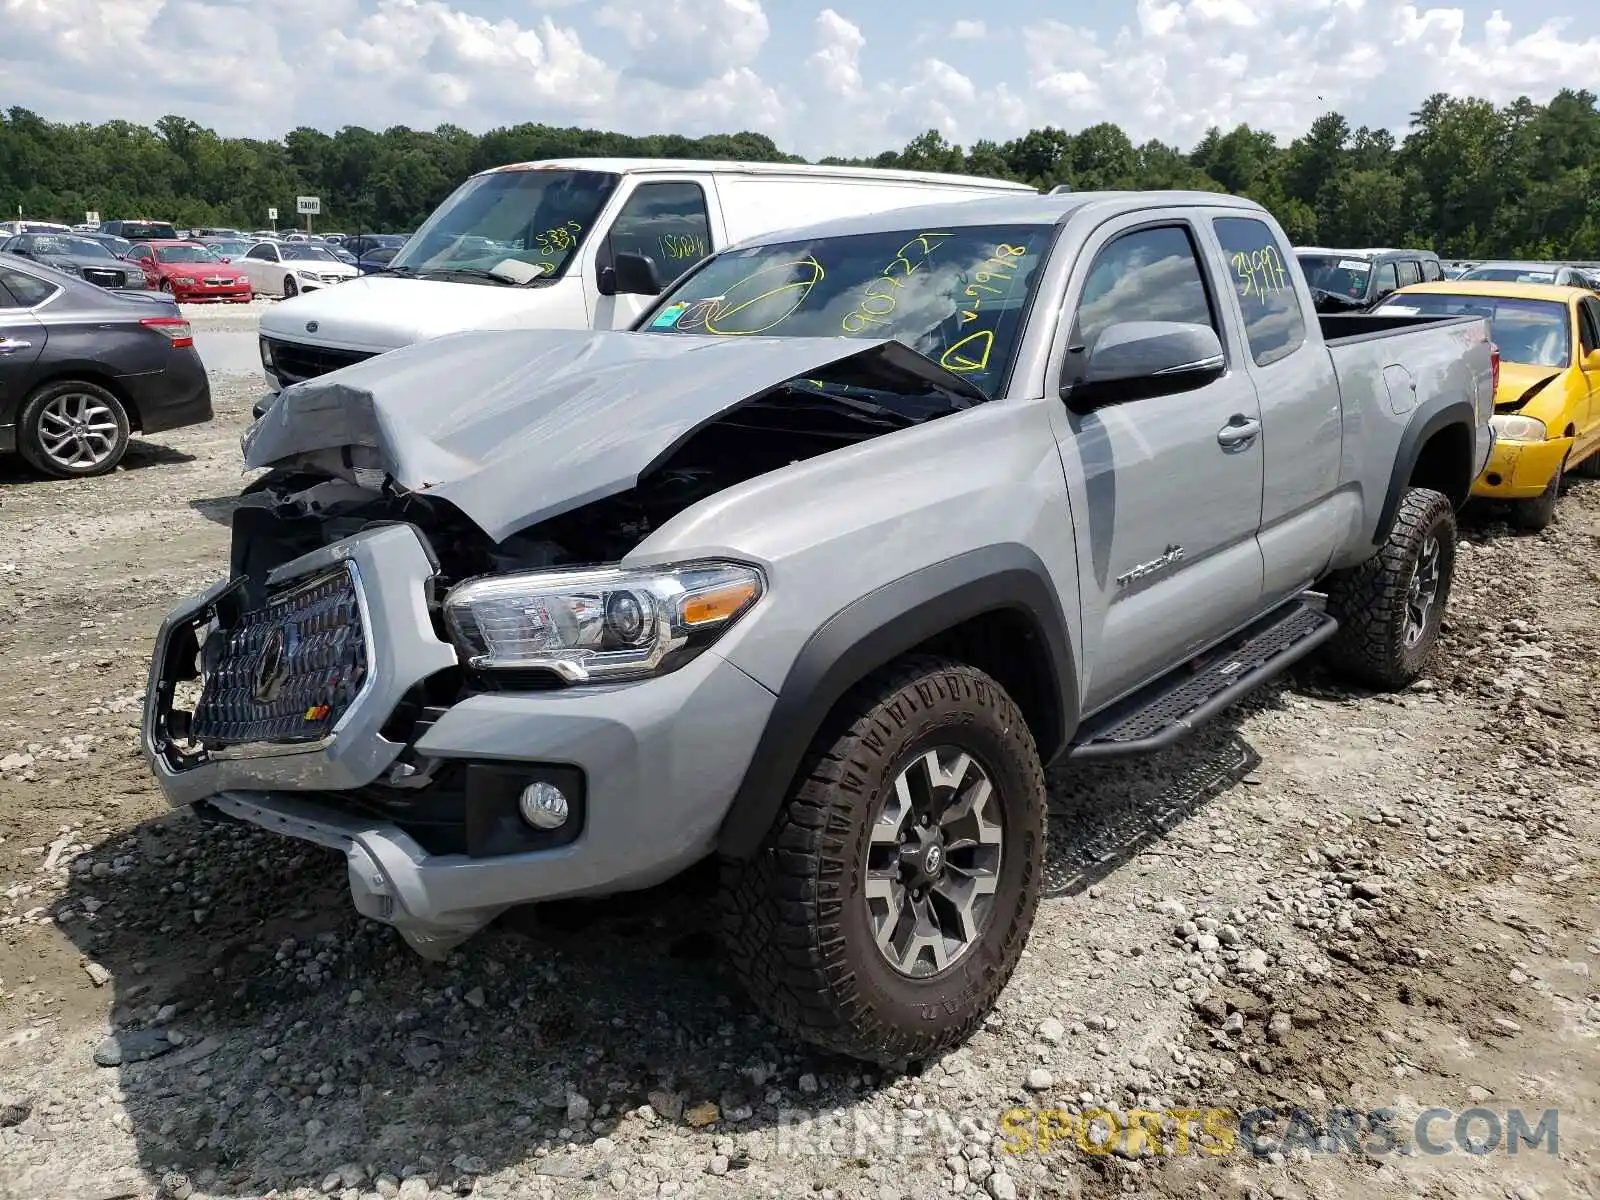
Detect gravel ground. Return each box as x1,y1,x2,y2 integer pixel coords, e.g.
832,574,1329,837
2,324,1598,1200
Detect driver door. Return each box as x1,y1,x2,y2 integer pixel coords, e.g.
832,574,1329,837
1049,216,1266,711
582,177,722,330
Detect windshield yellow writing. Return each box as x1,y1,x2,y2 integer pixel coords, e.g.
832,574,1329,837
942,243,1028,373
535,220,583,257
1232,246,1290,299
676,257,825,336
842,232,952,334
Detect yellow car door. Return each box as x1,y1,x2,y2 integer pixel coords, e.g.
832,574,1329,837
1578,297,1600,459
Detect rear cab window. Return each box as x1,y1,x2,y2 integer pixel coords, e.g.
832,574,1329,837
1213,217,1306,366
1397,259,1422,287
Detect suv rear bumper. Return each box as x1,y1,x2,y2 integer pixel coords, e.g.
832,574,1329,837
142,523,777,956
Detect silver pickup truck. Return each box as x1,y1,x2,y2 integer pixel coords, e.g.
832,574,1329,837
144,192,1493,1064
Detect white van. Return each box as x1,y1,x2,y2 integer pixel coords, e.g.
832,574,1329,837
256,157,1036,391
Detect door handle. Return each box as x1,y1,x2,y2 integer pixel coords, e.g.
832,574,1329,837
1217,415,1261,447
0,338,32,355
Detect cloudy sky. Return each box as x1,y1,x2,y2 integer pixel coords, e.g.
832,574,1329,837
3,0,1598,157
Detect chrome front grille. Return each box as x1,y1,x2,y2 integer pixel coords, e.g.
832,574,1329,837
190,566,369,747
203,276,232,286
83,268,124,287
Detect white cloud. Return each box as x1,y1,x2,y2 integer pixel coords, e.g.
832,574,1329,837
2,0,1599,163
595,0,769,88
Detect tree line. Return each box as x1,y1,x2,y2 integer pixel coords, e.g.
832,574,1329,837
3,90,1598,257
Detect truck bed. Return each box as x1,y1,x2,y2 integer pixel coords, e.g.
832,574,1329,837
1318,311,1479,345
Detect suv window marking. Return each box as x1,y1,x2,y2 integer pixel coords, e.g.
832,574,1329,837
1214,216,1307,367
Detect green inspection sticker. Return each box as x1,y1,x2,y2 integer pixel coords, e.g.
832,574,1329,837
651,302,689,328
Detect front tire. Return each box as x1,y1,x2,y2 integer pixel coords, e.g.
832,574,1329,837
283,276,298,299
719,656,1046,1064
1323,486,1456,690
17,380,132,478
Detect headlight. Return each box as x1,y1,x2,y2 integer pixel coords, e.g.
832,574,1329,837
259,337,273,369
174,276,196,286
297,269,319,280
443,560,764,683
1490,414,1547,443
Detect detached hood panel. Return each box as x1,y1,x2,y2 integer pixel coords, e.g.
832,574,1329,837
242,327,943,542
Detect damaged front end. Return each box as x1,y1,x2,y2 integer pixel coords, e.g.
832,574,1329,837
146,327,985,955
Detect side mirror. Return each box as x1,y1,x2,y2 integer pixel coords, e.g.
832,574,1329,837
599,251,662,297
1062,321,1225,412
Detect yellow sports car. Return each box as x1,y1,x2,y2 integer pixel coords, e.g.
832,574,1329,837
1376,280,1600,529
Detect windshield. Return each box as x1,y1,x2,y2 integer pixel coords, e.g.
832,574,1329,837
282,245,339,262
96,236,132,256
207,240,253,257
120,222,178,240
155,244,221,264
1296,253,1372,299
1459,266,1557,284
642,224,1052,399
1376,293,1571,368
388,168,619,281
29,235,115,259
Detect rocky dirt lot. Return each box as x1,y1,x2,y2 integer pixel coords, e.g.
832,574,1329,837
1,329,1598,1200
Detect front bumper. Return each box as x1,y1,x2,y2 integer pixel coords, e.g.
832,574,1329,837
173,282,252,302
1472,435,1574,500
142,523,776,956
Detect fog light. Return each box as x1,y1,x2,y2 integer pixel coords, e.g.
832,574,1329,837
518,781,570,829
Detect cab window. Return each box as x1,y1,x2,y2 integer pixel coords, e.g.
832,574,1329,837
601,182,712,289
1421,258,1442,282
1397,260,1422,287
1373,261,1399,299
1213,216,1306,366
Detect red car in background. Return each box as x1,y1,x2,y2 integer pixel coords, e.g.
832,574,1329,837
128,240,253,302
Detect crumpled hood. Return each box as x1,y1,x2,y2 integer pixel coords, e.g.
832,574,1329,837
242,327,971,542
1493,361,1564,409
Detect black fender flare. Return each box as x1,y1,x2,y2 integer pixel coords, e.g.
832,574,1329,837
716,544,1078,858
1372,395,1477,546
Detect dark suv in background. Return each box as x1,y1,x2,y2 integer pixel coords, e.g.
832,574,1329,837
1294,246,1444,310
97,219,180,242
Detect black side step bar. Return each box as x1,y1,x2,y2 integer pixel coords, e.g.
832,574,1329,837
1066,600,1338,761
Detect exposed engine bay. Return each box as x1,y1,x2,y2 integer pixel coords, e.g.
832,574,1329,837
231,355,982,603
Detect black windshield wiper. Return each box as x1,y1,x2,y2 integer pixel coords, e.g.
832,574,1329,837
412,266,517,286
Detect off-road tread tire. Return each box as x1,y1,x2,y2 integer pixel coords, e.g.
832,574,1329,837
1512,456,1565,529
718,655,1046,1064
17,380,131,479
1323,486,1455,691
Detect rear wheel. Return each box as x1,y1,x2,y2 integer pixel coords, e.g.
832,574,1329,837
719,656,1046,1063
17,380,131,478
1323,486,1456,690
